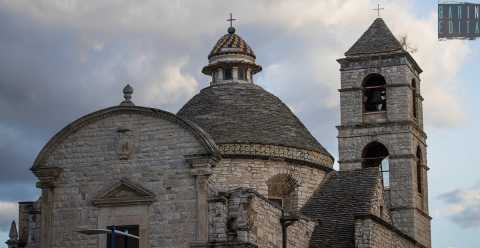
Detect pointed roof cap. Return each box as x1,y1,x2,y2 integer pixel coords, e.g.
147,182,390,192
345,18,404,56
8,221,18,240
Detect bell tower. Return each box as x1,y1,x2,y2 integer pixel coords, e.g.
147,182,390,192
337,18,431,247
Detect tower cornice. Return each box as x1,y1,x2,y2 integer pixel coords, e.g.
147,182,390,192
337,51,422,74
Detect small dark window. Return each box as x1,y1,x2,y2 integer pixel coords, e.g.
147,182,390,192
363,74,387,112
268,198,283,208
224,68,233,80
238,68,246,80
362,141,390,188
412,79,418,119
416,147,423,194
107,225,139,248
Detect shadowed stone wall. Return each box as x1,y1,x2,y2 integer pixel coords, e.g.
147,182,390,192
210,158,328,210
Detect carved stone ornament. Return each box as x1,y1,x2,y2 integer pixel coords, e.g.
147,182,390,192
92,178,156,207
116,127,135,160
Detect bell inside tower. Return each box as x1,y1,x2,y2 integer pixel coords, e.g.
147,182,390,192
363,74,387,112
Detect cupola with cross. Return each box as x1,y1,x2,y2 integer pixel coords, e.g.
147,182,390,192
202,14,262,85
336,16,431,247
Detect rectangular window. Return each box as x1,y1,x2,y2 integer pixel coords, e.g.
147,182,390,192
107,225,139,248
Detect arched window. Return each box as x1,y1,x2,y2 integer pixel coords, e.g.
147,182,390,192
363,74,387,112
266,174,298,212
224,68,233,80
362,141,390,188
416,147,423,194
412,79,418,119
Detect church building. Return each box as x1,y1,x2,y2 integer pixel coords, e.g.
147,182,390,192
6,17,431,248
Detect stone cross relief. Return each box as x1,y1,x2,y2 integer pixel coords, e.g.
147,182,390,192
116,127,135,160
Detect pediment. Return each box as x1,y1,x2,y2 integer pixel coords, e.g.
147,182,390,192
93,178,156,207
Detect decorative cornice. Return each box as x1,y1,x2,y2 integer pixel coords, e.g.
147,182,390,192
387,83,411,88
338,83,414,92
338,87,362,92
31,106,220,169
217,143,334,168
31,167,63,189
337,51,422,74
337,120,427,139
185,153,220,176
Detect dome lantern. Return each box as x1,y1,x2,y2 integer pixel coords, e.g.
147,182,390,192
202,14,262,85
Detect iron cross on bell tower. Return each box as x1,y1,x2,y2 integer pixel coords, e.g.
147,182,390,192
372,3,384,17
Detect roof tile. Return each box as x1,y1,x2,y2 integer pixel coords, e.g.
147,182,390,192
345,18,403,56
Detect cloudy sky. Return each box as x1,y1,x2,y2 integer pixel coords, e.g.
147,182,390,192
0,0,479,247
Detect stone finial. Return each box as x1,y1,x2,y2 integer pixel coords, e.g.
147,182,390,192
6,221,19,248
8,221,18,240
120,84,135,106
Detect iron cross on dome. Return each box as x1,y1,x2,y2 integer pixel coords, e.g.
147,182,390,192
227,13,237,28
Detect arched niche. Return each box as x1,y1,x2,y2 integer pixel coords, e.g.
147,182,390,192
266,174,299,212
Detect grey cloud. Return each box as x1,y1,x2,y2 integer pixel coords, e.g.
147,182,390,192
0,1,342,190
450,207,480,228
438,182,480,228
438,189,464,204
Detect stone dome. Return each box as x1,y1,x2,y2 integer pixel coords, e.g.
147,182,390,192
177,83,333,167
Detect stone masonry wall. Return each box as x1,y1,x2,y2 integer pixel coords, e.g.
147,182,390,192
207,189,315,248
354,217,423,248
38,111,208,248
210,158,327,210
